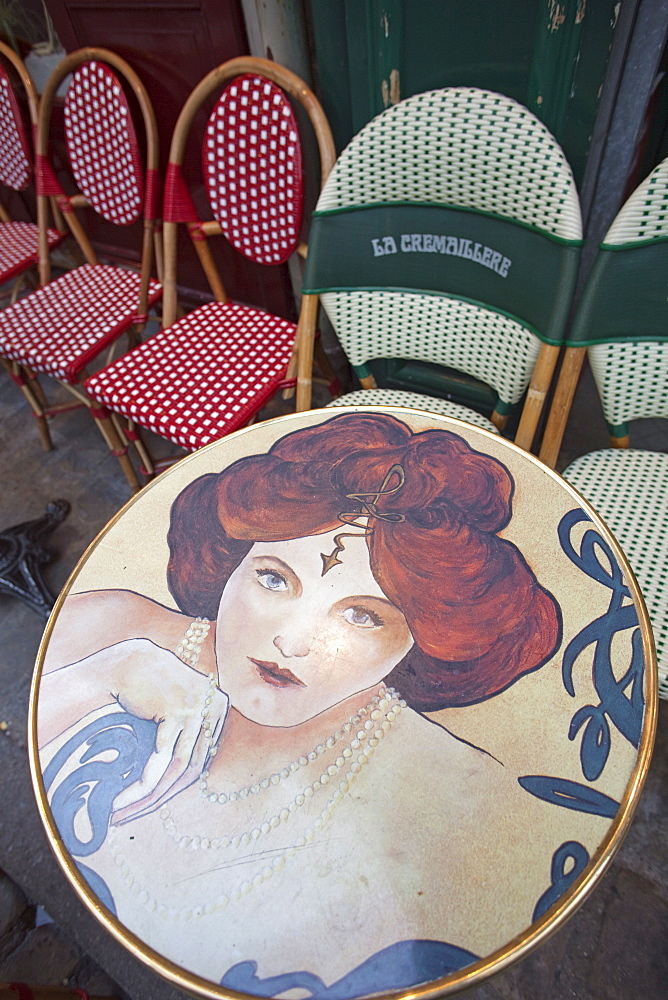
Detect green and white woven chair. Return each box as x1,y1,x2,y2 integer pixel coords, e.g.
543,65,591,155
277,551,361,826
542,155,668,700
297,87,583,448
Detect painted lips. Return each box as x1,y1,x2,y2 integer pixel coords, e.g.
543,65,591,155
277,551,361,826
249,658,306,688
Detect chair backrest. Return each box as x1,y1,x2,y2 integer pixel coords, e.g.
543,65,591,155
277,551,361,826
0,41,38,202
302,87,583,443
540,154,668,462
161,56,336,327
0,42,68,292
34,48,160,297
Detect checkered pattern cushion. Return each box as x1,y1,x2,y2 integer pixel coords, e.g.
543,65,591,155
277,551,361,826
326,388,499,433
0,66,31,190
563,448,668,699
203,73,303,264
0,263,162,382
0,221,63,284
65,61,144,225
84,301,296,450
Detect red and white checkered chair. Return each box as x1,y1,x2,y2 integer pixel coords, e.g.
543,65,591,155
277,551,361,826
0,42,66,298
0,48,162,488
84,57,335,479
0,41,67,448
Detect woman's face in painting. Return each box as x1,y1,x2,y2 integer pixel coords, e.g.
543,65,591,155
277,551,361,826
214,529,413,727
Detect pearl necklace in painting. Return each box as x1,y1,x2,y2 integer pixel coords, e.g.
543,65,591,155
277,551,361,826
159,683,403,850
175,616,210,666
108,621,406,919
109,688,403,921
174,617,402,810
199,676,398,805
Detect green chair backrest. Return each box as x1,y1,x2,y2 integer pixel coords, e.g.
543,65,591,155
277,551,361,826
303,86,583,414
568,155,668,438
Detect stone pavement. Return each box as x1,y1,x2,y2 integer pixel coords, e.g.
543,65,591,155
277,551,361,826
1,365,666,999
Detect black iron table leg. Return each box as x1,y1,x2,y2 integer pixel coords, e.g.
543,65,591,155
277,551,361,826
0,500,70,619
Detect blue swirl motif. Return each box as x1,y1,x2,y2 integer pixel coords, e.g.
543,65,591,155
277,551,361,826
44,715,478,997
559,507,645,781
531,841,590,922
221,940,480,1000
521,509,646,921
43,711,157,876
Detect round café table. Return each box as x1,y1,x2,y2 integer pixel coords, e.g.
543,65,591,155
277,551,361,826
29,406,657,1000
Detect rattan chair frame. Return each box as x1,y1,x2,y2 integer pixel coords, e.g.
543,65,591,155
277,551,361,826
540,155,668,466
299,86,583,445
0,41,68,449
0,40,66,294
1,47,162,489
161,55,335,415
84,55,336,484
539,156,668,698
162,56,335,322
35,47,160,293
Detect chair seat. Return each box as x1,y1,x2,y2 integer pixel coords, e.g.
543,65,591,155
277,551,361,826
327,388,500,434
84,301,297,451
0,221,64,284
0,262,162,382
563,448,668,698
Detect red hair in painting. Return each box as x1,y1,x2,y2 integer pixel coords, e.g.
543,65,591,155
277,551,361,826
167,413,561,710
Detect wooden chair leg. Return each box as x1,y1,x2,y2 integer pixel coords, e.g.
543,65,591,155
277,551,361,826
514,343,561,453
296,295,319,411
88,403,141,491
283,333,340,401
282,341,298,401
123,417,156,477
2,359,53,450
25,367,50,409
313,336,341,396
538,347,587,468
4,267,38,306
491,410,509,431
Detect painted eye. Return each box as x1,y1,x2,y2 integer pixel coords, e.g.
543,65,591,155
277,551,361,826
341,605,384,628
256,569,288,592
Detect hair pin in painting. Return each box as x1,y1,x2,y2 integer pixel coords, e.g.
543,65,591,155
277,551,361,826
320,462,406,575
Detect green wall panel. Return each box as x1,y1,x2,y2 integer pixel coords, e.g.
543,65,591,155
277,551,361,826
308,0,618,188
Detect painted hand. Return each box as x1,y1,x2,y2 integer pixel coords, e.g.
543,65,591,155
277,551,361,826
106,639,229,825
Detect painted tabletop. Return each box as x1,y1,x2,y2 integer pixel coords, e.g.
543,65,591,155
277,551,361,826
29,407,657,1000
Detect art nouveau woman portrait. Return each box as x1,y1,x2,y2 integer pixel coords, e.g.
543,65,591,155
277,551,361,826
37,409,613,999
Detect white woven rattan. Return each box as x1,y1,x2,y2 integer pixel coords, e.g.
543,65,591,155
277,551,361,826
326,389,499,433
316,87,581,419
317,87,581,238
588,341,668,428
0,221,62,283
204,74,302,265
64,61,143,226
556,154,668,701
321,289,541,406
0,66,31,190
563,449,668,699
605,157,668,245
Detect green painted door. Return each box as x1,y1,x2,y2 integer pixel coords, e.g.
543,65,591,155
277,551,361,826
309,0,617,184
